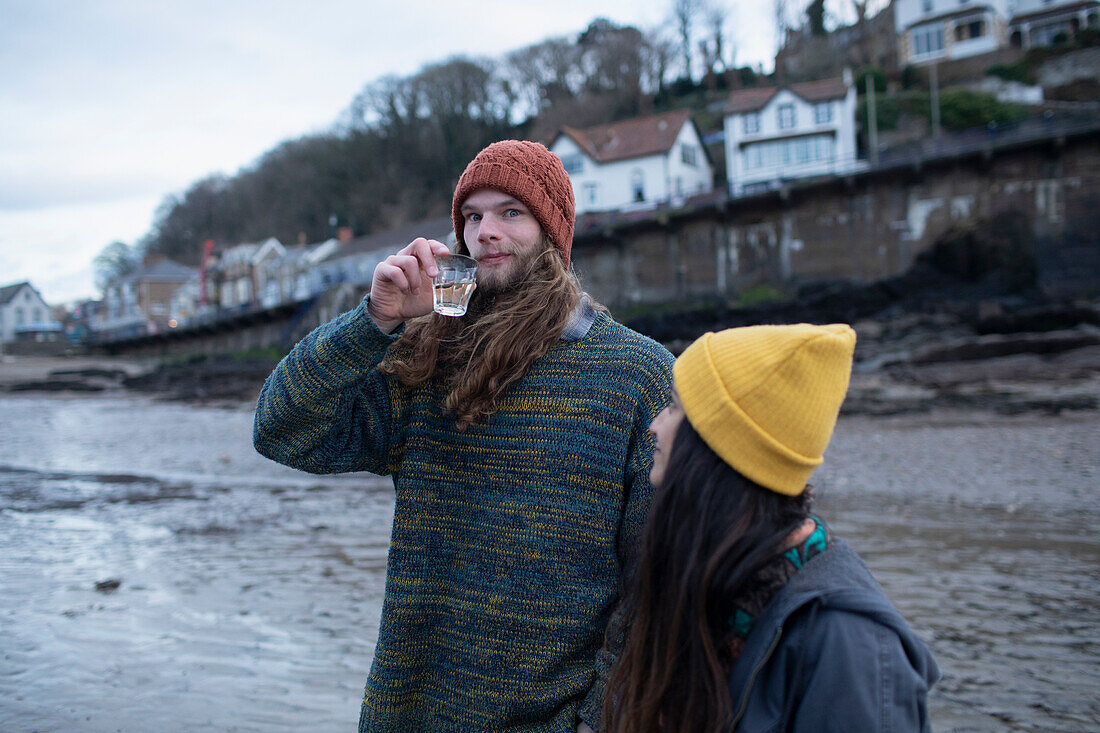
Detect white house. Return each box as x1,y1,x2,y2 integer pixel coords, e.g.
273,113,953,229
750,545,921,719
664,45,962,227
324,217,455,290
257,238,340,308
0,281,58,345
550,109,714,215
723,73,861,198
895,0,1012,65
216,237,285,310
1009,0,1099,48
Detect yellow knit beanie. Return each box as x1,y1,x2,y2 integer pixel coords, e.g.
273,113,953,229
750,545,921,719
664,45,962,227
673,323,857,496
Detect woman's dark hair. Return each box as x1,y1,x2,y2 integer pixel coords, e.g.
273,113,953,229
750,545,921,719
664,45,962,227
603,418,813,733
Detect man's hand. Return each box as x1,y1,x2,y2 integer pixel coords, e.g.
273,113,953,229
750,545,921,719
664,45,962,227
367,238,452,333
577,722,595,733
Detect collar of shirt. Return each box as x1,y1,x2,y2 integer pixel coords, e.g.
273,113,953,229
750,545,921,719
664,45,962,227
561,295,597,342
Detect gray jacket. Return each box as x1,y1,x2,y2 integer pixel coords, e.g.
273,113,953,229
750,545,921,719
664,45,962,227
727,539,940,732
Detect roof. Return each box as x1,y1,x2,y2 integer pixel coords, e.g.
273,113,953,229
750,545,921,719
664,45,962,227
119,258,196,285
557,109,696,164
338,216,455,258
726,77,849,114
901,2,1003,29
0,281,34,305
1011,0,1098,24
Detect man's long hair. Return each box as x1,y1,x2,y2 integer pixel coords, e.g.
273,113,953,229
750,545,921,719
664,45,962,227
379,240,581,430
602,419,813,733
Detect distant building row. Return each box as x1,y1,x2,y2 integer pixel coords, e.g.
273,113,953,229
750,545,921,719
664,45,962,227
553,70,861,210
896,0,1098,65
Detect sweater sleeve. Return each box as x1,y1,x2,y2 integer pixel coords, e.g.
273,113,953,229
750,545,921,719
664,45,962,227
252,297,405,476
577,343,674,730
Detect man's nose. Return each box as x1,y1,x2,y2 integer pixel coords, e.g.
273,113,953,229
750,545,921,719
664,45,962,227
477,214,501,242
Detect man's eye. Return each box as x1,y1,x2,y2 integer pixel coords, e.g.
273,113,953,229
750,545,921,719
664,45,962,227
467,213,481,222
505,209,519,217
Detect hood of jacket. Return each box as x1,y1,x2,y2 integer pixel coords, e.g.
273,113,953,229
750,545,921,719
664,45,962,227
727,538,941,718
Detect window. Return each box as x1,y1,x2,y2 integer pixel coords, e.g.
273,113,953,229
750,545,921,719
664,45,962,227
956,19,985,40
814,102,833,124
913,24,945,56
742,135,835,172
922,0,933,12
743,113,760,134
150,303,166,315
631,170,645,202
681,144,698,167
559,153,584,175
583,182,598,206
777,103,796,129
15,307,24,325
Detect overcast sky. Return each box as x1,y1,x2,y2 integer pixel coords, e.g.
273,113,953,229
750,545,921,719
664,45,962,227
1,0,787,304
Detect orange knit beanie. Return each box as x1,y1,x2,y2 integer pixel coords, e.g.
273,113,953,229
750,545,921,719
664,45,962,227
452,140,575,267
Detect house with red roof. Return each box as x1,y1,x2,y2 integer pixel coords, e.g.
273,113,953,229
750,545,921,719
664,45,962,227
550,109,714,214
722,71,861,198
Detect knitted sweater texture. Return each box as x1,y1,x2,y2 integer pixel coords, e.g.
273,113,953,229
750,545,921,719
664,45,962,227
252,299,673,732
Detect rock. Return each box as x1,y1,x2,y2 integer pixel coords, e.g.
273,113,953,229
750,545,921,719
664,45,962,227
94,578,122,593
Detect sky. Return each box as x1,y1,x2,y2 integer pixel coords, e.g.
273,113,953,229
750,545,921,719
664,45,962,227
1,0,785,305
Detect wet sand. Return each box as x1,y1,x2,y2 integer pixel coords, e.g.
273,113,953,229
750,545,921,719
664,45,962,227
0,393,1097,732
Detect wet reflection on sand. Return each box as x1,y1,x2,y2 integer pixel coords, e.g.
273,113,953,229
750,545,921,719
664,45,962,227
0,397,1096,731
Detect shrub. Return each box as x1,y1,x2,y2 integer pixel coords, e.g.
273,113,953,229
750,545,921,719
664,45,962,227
937,89,1029,129
737,284,787,306
855,66,888,94
857,95,901,131
987,62,1033,84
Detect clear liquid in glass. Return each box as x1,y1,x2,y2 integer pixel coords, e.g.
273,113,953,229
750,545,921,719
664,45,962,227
433,281,477,316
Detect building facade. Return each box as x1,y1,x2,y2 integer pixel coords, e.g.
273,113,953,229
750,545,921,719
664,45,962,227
896,0,1012,65
95,257,196,338
0,281,58,345
550,110,714,214
723,73,862,198
1009,0,1100,48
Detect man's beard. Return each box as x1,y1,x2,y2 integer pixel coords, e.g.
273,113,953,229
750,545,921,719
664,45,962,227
435,247,566,373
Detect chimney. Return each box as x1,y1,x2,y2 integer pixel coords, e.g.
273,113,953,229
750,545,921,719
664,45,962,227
337,226,353,244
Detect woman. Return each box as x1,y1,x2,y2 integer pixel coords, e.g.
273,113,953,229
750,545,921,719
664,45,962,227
604,324,939,733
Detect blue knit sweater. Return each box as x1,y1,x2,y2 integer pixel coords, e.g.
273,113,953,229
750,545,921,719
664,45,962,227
252,298,673,732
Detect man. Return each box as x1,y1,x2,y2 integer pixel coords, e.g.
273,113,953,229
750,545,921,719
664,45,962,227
253,140,673,732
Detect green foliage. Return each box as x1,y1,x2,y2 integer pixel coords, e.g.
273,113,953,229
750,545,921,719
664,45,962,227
736,66,759,88
736,284,787,306
900,65,920,90
1078,28,1100,47
937,89,1030,129
807,0,827,37
855,66,887,94
860,89,1030,133
856,94,901,131
986,62,1033,84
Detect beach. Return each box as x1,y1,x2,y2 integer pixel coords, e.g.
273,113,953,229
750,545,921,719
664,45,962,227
1,363,1097,731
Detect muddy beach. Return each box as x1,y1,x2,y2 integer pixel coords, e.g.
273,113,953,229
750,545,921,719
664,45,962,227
1,389,1096,732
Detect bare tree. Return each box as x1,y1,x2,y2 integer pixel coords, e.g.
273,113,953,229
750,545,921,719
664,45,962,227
705,1,733,73
672,0,704,80
506,37,583,114
93,241,140,292
642,24,678,95
773,0,795,54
